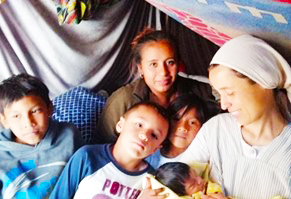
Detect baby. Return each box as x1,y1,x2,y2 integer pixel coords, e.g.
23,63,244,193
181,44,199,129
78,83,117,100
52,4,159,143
155,162,226,199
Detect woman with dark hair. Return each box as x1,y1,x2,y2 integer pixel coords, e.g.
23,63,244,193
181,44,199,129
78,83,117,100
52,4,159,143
97,28,218,143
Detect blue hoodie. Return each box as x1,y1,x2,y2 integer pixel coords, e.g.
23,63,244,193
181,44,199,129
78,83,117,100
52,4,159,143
0,120,84,199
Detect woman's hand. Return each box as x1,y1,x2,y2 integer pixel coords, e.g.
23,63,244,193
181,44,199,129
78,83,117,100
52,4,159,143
138,177,169,199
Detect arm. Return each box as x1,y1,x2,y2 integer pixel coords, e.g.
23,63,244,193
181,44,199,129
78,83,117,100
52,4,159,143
49,147,90,199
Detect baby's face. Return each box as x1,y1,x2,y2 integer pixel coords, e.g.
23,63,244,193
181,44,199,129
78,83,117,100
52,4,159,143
1,95,51,145
184,168,206,195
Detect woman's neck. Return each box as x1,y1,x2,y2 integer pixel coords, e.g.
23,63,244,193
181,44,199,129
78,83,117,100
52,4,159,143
150,89,177,108
241,109,287,146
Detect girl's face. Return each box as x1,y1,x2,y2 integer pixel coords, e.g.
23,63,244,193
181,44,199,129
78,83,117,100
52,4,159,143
169,107,201,150
209,65,274,126
138,41,178,96
184,168,205,195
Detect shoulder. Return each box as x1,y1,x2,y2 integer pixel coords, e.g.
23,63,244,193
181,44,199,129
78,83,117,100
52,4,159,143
206,113,236,125
104,79,145,110
72,144,109,164
109,80,140,99
76,144,105,155
200,113,238,137
49,120,83,143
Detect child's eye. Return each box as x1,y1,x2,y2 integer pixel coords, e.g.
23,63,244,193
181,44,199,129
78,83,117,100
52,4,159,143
12,114,19,118
32,108,42,113
189,119,198,126
226,91,234,96
151,133,158,140
135,122,142,128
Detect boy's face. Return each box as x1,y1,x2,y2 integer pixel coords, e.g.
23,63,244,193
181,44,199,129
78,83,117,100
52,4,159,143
184,168,206,195
0,95,52,145
115,105,169,160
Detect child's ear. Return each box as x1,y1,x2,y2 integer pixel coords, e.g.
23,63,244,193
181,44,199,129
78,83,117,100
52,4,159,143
137,64,143,76
115,117,125,134
0,114,9,129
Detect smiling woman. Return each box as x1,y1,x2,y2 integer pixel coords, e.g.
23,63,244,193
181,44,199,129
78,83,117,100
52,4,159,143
180,35,291,199
96,28,218,144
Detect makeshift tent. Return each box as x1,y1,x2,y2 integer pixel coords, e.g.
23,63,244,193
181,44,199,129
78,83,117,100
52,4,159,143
1,0,290,97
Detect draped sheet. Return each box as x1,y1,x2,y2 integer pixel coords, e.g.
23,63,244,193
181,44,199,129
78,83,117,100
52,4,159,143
0,0,218,98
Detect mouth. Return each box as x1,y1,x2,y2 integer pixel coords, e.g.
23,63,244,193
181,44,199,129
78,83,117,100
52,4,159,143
156,78,172,86
27,129,40,136
175,133,188,139
133,141,145,150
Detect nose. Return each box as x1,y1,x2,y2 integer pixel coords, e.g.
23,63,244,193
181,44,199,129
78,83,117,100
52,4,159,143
139,131,148,142
23,114,36,128
177,120,188,133
159,63,170,76
196,177,205,188
220,95,231,110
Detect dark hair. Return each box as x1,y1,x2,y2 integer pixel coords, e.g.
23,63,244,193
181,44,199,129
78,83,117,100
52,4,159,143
155,162,191,196
124,101,170,127
130,28,179,77
168,94,208,125
0,73,51,114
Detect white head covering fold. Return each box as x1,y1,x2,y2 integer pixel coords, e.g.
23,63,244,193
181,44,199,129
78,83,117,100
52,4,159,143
210,34,291,102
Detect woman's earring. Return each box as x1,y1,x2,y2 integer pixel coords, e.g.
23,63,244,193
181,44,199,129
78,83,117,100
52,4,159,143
140,74,144,79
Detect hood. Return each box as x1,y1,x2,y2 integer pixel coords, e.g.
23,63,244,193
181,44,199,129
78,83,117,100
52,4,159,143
0,120,56,157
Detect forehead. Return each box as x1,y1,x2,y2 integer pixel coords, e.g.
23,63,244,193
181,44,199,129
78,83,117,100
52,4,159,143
127,105,168,130
140,41,174,59
183,107,198,116
4,95,47,113
209,65,251,90
127,105,165,120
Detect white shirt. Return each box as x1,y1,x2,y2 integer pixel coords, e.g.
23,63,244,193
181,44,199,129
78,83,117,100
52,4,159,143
180,113,291,199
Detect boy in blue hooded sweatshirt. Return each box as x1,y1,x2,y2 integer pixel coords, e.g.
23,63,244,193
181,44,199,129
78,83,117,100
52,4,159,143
0,73,84,199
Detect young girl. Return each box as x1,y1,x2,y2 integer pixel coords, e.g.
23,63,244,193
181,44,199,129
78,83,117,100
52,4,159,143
147,94,214,168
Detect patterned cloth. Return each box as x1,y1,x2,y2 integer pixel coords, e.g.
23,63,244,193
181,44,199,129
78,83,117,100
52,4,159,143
54,0,120,25
52,87,107,144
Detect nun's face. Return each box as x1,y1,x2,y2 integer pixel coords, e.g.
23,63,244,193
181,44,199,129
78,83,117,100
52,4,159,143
209,65,274,126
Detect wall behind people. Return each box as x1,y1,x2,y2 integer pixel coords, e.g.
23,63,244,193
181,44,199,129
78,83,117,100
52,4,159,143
0,0,218,98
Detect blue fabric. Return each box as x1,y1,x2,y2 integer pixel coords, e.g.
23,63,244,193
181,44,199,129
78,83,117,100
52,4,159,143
49,144,154,199
52,87,107,144
0,120,84,198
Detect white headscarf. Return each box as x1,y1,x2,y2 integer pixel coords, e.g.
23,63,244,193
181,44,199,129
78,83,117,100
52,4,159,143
210,34,291,102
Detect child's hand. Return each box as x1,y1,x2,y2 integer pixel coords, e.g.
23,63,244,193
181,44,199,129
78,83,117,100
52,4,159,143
138,177,169,199
201,193,227,199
